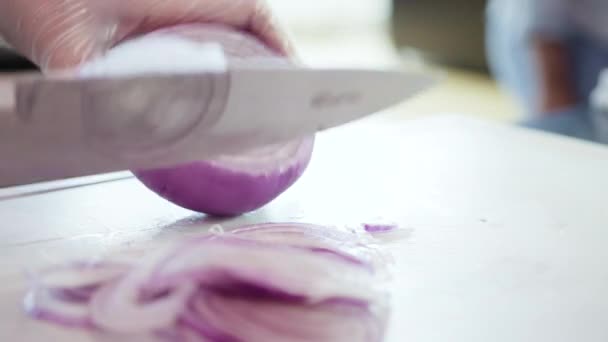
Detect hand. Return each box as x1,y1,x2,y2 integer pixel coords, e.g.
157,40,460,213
0,0,293,71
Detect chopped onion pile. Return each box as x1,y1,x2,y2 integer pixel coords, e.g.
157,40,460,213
24,223,392,341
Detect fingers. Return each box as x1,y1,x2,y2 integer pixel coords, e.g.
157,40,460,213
0,0,115,70
248,1,295,57
98,0,295,56
0,0,295,71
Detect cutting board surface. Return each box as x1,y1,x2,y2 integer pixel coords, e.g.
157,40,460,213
2,116,608,342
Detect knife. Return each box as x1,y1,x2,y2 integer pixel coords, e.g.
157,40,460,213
0,67,436,187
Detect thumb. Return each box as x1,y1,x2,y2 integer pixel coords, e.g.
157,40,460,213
0,0,117,71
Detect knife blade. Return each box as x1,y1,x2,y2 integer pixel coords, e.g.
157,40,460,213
0,67,436,187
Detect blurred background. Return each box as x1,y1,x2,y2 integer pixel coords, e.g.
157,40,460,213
0,0,520,124
10,0,608,133
1,0,606,138
268,0,520,123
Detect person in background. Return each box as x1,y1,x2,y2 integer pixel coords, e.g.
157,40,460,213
0,0,292,71
485,0,608,140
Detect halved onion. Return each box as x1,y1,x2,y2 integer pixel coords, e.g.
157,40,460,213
78,24,315,217
134,137,314,217
24,223,391,341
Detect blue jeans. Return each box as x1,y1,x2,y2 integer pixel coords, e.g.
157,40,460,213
485,0,608,142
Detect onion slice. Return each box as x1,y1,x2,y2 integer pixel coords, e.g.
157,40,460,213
183,290,386,342
24,223,391,341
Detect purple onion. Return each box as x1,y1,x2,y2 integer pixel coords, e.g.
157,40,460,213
363,224,398,233
24,223,391,341
127,25,314,216
134,137,314,216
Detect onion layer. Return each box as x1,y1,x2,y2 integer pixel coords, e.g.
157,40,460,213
24,223,391,342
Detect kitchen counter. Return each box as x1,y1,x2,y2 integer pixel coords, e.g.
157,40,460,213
2,114,608,341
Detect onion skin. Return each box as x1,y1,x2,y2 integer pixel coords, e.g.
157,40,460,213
94,24,315,216
363,224,398,233
134,137,314,217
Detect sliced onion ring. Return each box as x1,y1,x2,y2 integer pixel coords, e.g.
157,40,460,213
24,223,391,341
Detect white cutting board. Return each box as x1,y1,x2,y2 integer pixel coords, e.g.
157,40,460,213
2,114,608,341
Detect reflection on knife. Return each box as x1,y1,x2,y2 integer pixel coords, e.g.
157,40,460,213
0,67,436,187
